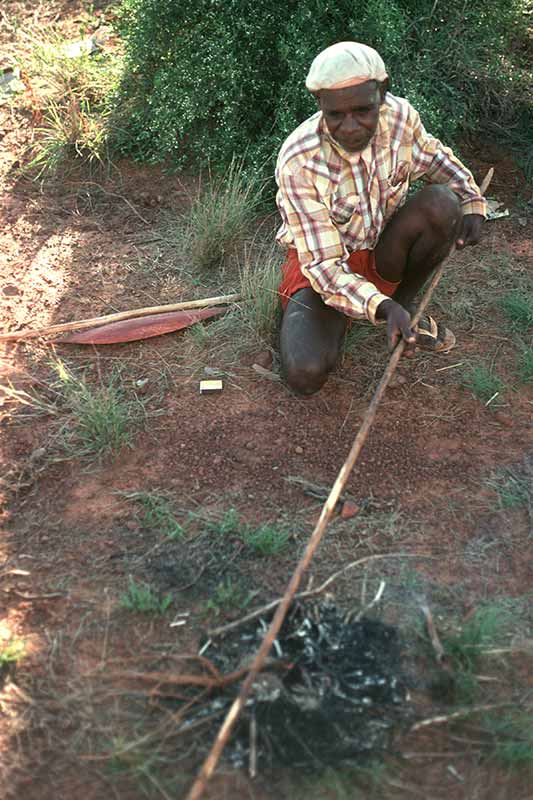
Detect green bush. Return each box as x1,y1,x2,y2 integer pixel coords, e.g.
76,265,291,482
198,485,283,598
113,0,531,176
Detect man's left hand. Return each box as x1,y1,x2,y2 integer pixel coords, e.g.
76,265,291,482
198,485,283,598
456,213,484,249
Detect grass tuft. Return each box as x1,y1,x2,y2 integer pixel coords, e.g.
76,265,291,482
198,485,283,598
182,158,264,271
499,289,533,331
206,508,290,556
441,603,512,702
242,523,290,555
206,578,257,616
53,360,136,460
515,339,533,383
461,360,505,404
485,468,530,511
238,238,283,343
483,711,533,770
125,491,185,539
119,577,172,614
21,31,123,178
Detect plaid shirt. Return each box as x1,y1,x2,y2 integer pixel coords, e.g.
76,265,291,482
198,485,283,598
276,93,487,323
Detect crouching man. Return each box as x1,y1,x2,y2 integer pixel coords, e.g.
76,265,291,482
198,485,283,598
276,41,487,395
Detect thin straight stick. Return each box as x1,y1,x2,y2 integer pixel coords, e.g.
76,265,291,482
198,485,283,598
186,170,494,800
0,293,241,342
185,264,447,800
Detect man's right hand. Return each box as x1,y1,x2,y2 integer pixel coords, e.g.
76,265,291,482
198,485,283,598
376,298,416,354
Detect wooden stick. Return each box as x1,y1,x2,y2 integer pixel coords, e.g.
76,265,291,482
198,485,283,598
208,552,424,639
184,263,449,800
0,293,241,342
187,169,496,800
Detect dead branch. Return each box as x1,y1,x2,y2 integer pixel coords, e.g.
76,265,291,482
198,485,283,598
410,702,515,732
208,553,425,638
0,294,241,341
108,659,291,692
420,602,445,663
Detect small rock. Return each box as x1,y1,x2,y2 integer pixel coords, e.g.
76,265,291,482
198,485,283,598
2,284,20,296
389,374,407,388
246,441,254,450
125,520,139,531
295,445,303,454
253,350,273,370
340,501,360,520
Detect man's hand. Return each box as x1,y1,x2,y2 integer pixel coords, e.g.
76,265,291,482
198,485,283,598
456,213,483,249
376,298,416,354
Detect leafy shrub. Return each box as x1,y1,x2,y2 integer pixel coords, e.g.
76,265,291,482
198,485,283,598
113,0,531,176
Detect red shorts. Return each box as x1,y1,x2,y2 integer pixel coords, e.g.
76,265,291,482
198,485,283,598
278,248,399,311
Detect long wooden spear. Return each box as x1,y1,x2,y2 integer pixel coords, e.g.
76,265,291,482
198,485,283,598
185,169,493,800
0,293,241,342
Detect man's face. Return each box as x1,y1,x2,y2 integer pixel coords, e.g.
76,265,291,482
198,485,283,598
319,81,384,152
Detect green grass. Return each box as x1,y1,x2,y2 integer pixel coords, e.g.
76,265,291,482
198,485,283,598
515,339,533,383
29,98,113,178
119,577,172,614
0,638,26,665
125,491,185,539
461,360,505,404
499,289,533,331
441,603,513,703
237,238,282,344
293,762,386,799
485,468,530,511
53,360,137,460
482,712,533,770
206,508,290,556
241,523,290,555
180,158,264,271
206,507,242,537
21,30,123,178
206,577,257,616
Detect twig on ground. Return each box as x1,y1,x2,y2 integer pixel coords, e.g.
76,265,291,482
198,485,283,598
108,659,291,692
249,711,257,779
345,579,386,623
410,703,515,732
208,553,424,638
420,601,445,663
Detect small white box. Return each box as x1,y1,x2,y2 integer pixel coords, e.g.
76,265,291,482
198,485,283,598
199,379,223,394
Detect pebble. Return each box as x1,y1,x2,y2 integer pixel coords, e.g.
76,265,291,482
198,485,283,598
295,446,303,454
340,501,360,520
2,284,20,296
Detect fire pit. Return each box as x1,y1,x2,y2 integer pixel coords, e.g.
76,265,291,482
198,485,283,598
189,599,410,771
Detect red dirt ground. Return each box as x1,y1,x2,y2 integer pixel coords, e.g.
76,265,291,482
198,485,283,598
1,3,532,799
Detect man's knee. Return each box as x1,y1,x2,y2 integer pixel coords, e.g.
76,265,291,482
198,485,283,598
417,185,462,234
284,355,331,395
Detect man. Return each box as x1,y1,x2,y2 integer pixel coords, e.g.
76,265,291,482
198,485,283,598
276,41,487,395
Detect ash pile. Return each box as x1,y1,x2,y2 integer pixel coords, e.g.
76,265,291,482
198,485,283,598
198,599,410,770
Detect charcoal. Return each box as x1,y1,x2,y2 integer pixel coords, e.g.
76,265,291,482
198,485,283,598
194,599,410,770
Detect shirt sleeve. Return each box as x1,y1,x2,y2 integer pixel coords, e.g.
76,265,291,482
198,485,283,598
408,107,487,217
277,167,389,324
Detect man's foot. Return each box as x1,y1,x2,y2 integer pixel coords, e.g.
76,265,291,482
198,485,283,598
414,314,456,352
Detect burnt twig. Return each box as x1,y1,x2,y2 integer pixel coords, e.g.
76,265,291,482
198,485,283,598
208,553,423,638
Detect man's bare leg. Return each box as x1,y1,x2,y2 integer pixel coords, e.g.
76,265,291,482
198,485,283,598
375,185,462,306
280,185,461,395
280,288,347,395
